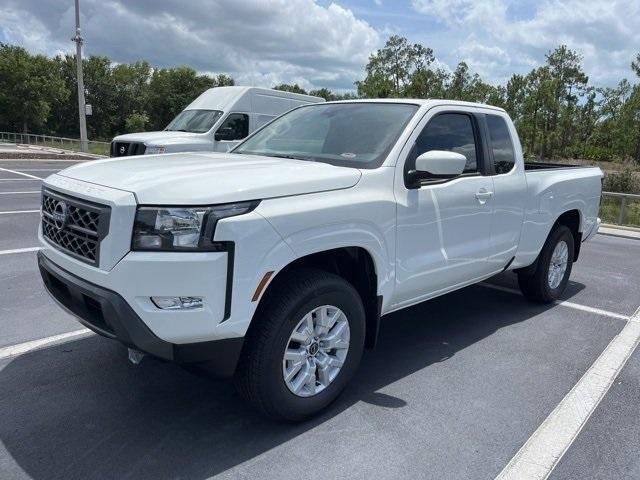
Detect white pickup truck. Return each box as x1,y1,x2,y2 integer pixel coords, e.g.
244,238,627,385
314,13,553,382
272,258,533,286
38,99,602,420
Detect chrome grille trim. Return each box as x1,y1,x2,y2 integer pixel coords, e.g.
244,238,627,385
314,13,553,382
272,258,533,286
41,189,111,265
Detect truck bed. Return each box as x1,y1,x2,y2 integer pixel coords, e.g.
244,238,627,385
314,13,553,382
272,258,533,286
524,161,583,171
513,164,602,269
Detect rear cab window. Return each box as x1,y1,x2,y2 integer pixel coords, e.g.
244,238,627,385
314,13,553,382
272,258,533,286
486,114,516,174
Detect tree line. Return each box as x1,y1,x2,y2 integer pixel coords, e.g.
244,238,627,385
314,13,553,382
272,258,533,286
0,44,233,140
1,37,639,163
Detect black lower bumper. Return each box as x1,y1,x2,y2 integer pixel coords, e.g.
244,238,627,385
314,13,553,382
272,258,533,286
37,251,243,377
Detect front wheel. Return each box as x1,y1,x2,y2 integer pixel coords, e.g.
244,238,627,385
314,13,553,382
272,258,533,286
518,224,575,303
234,268,365,421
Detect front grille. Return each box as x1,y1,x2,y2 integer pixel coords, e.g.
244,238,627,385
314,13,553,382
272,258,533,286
110,141,145,157
42,190,111,265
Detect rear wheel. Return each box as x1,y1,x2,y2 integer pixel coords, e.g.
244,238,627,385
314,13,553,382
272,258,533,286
235,268,365,421
518,225,574,303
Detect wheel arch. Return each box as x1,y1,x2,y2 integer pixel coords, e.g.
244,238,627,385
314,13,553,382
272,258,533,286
251,246,383,349
516,208,583,275
556,209,582,261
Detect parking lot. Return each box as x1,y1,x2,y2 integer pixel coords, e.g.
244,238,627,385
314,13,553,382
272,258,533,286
0,156,638,480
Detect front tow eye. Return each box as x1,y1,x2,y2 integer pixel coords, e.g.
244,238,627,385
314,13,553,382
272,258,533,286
128,348,146,365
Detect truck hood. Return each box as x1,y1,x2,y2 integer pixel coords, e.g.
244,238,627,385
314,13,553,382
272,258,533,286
56,152,362,204
113,131,202,146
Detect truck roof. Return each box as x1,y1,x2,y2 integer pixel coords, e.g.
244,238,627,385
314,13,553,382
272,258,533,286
323,98,506,113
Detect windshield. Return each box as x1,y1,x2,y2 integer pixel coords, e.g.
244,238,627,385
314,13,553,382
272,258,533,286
233,103,419,168
165,109,223,133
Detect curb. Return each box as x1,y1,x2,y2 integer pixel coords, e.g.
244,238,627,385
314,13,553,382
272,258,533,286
598,225,640,241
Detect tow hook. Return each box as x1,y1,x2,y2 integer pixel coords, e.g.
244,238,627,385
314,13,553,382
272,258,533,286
128,348,146,365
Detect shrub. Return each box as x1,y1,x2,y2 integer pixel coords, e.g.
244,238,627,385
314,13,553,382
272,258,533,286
124,112,149,133
603,168,640,194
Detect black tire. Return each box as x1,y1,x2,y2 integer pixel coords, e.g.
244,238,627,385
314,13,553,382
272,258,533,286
234,268,366,421
518,224,575,303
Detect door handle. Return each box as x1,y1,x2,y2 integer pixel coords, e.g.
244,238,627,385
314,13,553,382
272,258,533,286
475,189,493,203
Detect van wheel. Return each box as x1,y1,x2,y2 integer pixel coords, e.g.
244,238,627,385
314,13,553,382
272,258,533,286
234,268,365,421
518,225,574,303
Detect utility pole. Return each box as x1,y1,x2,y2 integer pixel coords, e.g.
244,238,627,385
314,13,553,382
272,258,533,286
72,0,88,152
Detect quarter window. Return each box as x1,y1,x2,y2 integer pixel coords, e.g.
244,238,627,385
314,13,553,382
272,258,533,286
217,113,249,141
413,113,478,173
486,115,515,174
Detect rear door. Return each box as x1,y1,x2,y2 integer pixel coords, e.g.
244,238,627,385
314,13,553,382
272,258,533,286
481,113,527,269
393,107,496,308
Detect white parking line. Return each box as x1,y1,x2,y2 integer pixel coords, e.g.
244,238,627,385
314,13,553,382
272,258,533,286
13,168,61,171
0,247,41,255
0,167,42,180
0,210,40,215
479,282,630,321
496,306,640,480
0,329,92,360
0,191,40,195
0,158,87,162
0,178,43,181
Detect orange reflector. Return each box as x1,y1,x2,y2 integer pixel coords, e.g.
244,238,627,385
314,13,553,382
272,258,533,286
252,271,274,302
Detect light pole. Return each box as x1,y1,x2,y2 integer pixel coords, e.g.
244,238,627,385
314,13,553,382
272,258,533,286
72,0,88,152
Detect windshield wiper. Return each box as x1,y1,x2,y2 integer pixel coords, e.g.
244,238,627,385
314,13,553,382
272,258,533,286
234,150,318,162
263,153,316,161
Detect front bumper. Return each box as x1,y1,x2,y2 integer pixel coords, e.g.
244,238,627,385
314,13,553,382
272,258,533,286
38,251,243,376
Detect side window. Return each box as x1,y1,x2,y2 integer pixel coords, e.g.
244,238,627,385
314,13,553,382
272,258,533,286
217,113,249,141
486,115,515,174
413,113,478,173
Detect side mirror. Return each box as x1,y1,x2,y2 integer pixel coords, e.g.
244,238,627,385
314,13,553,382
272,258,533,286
408,150,467,187
214,126,235,142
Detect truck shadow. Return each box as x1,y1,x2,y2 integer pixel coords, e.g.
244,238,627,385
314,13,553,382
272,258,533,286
0,273,586,480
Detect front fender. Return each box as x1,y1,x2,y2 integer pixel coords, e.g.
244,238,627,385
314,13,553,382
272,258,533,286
277,222,391,297
255,188,396,313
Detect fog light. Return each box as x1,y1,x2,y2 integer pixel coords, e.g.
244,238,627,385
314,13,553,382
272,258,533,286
151,296,203,310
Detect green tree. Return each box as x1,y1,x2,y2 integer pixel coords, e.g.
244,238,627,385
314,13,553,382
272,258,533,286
146,66,216,130
309,88,336,101
125,112,149,132
356,35,433,97
631,53,640,78
215,74,235,87
630,54,640,161
111,61,152,135
545,45,588,156
0,44,68,133
518,66,555,157
273,83,308,94
406,67,450,98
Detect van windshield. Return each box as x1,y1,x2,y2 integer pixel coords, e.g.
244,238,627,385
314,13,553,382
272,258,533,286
165,109,223,133
232,103,419,168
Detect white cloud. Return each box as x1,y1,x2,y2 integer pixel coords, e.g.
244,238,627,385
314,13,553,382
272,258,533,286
412,0,506,27
1,0,380,90
412,0,640,86
3,0,637,90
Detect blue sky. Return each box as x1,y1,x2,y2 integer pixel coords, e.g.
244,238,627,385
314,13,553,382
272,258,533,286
1,0,638,91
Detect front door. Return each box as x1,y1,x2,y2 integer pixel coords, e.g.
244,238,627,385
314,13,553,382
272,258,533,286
393,110,495,309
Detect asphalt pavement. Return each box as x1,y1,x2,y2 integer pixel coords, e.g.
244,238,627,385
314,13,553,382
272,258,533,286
0,157,638,480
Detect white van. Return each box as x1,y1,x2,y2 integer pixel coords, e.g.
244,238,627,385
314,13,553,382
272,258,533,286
110,86,324,156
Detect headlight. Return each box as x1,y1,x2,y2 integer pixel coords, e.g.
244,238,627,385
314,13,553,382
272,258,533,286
132,201,259,251
145,145,166,154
